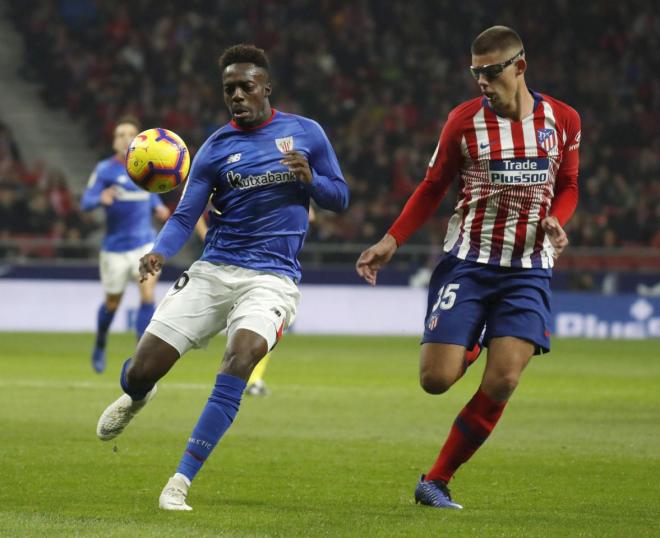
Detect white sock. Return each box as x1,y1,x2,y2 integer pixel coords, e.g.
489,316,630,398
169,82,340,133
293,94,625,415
174,472,191,487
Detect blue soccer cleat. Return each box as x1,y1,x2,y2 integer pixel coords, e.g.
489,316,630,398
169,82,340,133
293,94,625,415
414,474,463,509
91,347,106,374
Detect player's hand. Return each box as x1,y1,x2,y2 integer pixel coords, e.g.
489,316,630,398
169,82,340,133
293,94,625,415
139,252,165,282
281,151,312,184
356,234,398,286
541,216,568,258
100,187,117,206
154,205,171,222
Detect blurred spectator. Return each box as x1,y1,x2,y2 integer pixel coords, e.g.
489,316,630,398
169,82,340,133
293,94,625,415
0,120,96,258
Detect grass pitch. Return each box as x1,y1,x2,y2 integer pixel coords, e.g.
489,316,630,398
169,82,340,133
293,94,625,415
0,334,658,537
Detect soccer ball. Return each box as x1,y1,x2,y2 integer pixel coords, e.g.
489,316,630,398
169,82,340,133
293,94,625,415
125,128,190,193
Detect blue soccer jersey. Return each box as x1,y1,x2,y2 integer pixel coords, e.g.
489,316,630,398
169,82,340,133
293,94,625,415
152,109,349,282
81,156,166,252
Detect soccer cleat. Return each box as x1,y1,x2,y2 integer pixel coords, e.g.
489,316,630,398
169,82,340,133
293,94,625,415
414,474,463,509
245,379,269,397
91,347,106,374
96,385,157,441
159,475,193,511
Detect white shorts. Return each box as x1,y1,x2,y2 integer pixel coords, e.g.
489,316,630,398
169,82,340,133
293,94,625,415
146,261,300,356
99,242,154,294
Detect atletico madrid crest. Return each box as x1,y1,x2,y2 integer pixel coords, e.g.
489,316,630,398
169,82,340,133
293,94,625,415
427,315,438,331
536,128,557,152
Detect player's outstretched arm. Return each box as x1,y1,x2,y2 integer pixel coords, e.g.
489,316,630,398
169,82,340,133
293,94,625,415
150,148,214,260
541,216,569,259
139,252,165,282
356,234,398,286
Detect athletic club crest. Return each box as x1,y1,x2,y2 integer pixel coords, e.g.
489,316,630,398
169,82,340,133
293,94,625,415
536,128,557,152
275,136,294,153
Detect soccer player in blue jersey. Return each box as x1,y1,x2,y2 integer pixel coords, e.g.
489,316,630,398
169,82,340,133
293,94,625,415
96,44,349,510
81,116,170,374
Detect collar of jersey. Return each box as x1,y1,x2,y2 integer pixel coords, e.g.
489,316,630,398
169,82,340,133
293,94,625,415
230,108,277,131
481,90,543,118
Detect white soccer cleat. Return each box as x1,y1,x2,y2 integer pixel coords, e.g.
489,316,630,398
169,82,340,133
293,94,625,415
159,475,193,511
96,385,157,441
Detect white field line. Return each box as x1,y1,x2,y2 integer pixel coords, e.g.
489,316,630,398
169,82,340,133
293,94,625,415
0,379,210,391
0,380,407,394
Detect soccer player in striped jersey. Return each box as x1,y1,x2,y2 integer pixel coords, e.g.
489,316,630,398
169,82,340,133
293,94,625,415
81,116,170,374
357,26,580,509
95,44,349,510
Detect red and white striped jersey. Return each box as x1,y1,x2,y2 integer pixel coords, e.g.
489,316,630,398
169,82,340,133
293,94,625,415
389,91,581,269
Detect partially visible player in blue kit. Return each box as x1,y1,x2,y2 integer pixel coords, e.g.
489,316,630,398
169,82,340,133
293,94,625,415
96,44,349,510
81,116,170,374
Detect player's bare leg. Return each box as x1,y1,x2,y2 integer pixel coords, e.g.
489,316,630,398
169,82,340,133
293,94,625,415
92,292,122,373
417,336,534,508
415,343,467,508
160,328,268,511
96,333,180,440
135,273,158,342
419,343,468,394
480,336,534,401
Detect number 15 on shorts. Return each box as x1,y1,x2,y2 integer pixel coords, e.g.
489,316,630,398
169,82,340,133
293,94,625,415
432,283,460,312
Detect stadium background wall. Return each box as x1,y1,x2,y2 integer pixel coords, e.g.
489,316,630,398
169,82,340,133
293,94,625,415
1,278,658,339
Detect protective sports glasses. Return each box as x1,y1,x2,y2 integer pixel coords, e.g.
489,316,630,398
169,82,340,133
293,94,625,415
470,49,525,80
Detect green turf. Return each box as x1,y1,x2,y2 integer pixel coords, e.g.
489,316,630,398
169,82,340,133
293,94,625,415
0,334,658,537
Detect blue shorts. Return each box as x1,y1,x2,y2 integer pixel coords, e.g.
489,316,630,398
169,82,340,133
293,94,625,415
423,254,552,354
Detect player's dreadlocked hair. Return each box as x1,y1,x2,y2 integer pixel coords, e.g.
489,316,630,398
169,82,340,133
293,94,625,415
219,44,270,72
471,26,524,56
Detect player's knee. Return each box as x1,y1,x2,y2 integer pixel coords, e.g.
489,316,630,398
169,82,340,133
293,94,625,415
419,370,454,394
486,373,520,400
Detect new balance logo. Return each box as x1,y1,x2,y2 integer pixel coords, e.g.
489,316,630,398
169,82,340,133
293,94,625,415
227,153,241,163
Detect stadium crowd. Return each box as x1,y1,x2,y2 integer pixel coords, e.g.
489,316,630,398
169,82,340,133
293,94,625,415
6,0,660,257
0,120,96,258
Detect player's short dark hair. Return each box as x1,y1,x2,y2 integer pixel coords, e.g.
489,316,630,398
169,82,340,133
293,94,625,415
219,44,270,73
471,26,524,55
115,115,141,130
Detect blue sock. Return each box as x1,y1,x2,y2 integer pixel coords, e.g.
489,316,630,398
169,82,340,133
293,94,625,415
120,358,153,401
176,373,247,482
135,302,155,340
95,304,116,349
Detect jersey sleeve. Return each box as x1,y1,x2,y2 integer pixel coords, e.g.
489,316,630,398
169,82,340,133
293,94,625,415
549,107,581,226
302,120,349,213
80,164,105,211
152,146,214,259
387,109,464,245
